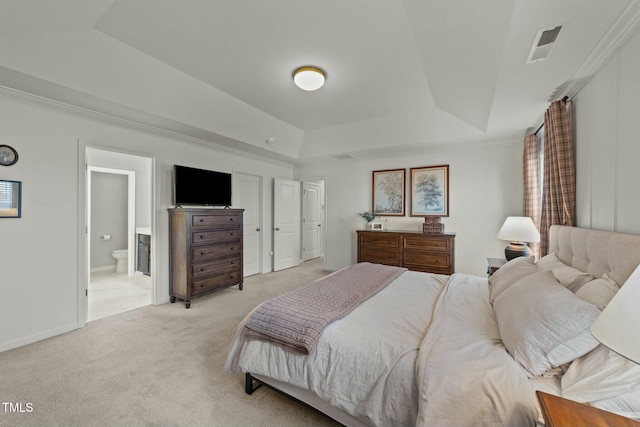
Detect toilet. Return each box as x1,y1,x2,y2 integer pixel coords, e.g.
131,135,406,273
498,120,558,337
111,249,128,273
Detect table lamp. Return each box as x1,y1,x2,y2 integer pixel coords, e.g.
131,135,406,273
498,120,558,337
496,216,540,260
591,263,640,364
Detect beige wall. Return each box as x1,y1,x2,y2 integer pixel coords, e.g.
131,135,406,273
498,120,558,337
0,94,293,352
295,140,523,276
574,25,640,234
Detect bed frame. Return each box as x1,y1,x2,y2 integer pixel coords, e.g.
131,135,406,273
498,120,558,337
245,225,640,427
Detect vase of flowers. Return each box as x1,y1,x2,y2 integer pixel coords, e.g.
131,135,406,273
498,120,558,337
358,210,378,228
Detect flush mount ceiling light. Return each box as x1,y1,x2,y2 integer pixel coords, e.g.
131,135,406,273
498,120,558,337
293,66,325,91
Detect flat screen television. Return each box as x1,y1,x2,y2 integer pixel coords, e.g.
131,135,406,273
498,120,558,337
173,165,232,207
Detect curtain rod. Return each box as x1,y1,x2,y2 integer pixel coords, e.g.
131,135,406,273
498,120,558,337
534,96,570,135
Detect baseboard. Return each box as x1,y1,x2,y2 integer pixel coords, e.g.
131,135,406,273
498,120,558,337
0,323,78,353
90,265,116,273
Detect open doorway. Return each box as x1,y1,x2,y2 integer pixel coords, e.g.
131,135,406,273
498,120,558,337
85,148,153,321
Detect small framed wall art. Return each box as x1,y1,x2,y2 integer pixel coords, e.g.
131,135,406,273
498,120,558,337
410,164,449,217
372,168,405,216
0,179,22,218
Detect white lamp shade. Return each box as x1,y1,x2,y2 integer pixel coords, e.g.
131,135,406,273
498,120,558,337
293,67,325,91
591,263,640,364
496,216,540,243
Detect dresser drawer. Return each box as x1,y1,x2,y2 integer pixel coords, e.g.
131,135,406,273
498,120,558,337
192,214,241,228
192,242,241,261
192,256,241,278
403,235,451,253
192,271,240,294
359,233,400,248
359,248,400,266
404,251,451,271
191,229,241,245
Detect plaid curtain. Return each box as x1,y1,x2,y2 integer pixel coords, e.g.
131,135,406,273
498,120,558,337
539,100,576,256
523,133,540,259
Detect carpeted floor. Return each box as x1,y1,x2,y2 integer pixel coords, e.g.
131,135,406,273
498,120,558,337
0,258,343,427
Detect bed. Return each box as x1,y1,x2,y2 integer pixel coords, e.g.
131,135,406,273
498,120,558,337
225,225,640,426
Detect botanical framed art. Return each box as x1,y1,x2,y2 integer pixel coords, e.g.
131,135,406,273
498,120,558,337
372,169,405,216
410,165,449,217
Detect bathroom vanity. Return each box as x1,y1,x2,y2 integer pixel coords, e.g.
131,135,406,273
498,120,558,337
167,208,244,308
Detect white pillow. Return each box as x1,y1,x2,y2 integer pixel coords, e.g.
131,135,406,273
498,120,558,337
489,256,538,303
536,252,564,270
493,270,602,377
536,252,593,291
574,276,619,309
562,344,640,402
551,265,593,292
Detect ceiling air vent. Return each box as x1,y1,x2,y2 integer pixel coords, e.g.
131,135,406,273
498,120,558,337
526,25,562,64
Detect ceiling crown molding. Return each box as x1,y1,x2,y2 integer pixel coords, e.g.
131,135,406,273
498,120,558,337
562,0,640,99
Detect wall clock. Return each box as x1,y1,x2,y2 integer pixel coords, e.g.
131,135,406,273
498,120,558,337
0,145,18,166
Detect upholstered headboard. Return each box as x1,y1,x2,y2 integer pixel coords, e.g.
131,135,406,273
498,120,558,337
549,225,640,286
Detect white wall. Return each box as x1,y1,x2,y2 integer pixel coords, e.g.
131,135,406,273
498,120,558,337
90,172,127,269
295,140,523,276
86,147,153,228
574,25,640,234
0,94,293,352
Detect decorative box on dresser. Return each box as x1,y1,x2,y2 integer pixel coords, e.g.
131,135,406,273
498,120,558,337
168,208,244,308
357,230,455,274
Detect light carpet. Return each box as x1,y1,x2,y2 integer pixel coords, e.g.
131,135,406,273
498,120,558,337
0,258,343,427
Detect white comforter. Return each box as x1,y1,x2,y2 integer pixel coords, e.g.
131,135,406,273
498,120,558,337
226,271,540,427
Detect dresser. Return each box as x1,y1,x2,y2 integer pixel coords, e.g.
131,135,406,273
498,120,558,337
168,208,244,308
357,230,455,274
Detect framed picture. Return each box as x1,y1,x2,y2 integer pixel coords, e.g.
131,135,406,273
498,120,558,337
370,221,384,231
372,169,405,216
0,179,22,218
410,165,449,217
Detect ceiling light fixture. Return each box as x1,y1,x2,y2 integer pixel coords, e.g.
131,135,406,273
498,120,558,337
293,66,325,91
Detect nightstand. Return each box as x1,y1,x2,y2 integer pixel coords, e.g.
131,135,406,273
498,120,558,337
536,391,640,427
487,257,507,276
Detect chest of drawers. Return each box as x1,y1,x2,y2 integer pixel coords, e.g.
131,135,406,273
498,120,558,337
168,208,244,308
357,230,455,274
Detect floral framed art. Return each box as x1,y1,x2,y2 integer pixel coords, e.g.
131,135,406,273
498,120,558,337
372,168,405,216
410,164,449,217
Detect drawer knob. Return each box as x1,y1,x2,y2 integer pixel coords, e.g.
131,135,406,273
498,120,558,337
200,235,205,239
411,242,416,245
230,260,234,264
436,259,441,263
411,257,416,261
200,284,205,287
199,218,204,222
200,267,205,271
200,251,205,255
230,232,234,236
436,243,441,247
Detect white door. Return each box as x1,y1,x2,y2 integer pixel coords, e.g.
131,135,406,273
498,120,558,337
235,172,261,276
273,178,301,271
302,181,322,261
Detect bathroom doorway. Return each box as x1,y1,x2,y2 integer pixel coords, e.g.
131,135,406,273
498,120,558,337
85,148,153,321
